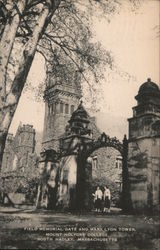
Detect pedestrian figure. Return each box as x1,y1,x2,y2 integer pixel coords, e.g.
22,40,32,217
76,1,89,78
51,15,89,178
94,186,103,212
103,186,111,213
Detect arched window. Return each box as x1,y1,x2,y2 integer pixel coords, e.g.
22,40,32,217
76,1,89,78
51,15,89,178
71,105,74,114
60,103,63,113
65,104,69,114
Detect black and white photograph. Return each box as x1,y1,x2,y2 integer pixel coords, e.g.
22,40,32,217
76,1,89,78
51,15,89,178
0,0,159,249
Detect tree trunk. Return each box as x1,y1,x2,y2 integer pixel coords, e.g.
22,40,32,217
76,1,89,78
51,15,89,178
35,184,42,208
121,135,132,213
0,104,17,171
0,131,7,171
0,0,61,172
0,0,27,171
0,0,27,100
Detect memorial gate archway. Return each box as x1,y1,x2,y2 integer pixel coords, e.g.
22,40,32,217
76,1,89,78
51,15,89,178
74,132,128,211
37,103,130,212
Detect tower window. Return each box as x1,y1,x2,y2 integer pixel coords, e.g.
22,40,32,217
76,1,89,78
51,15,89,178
71,105,74,114
65,104,69,114
60,103,63,113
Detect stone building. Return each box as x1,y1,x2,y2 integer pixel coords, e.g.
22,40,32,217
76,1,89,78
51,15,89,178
128,78,160,213
37,102,123,210
2,124,36,173
41,74,122,196
1,124,38,201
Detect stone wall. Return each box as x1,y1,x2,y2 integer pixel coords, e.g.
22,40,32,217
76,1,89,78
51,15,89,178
127,79,160,213
92,147,122,185
89,118,122,198
128,137,160,213
57,155,77,210
128,115,160,139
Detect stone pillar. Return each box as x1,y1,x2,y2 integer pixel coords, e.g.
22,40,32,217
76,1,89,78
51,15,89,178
127,79,160,214
36,149,59,209
76,150,86,212
121,135,132,213
75,148,93,212
84,157,93,211
57,154,77,211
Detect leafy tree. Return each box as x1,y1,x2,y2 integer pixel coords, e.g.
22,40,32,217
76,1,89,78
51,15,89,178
0,0,61,171
0,0,141,171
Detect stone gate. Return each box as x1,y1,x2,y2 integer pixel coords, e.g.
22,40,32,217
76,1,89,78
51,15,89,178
36,102,126,211
36,78,160,214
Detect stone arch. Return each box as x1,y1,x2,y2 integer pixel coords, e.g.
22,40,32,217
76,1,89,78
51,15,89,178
89,146,123,208
75,133,128,211
83,133,124,160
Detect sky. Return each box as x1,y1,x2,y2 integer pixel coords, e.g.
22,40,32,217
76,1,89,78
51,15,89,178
9,0,160,139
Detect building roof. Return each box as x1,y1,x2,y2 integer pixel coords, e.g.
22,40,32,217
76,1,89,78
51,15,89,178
135,78,160,102
138,78,159,94
69,101,90,124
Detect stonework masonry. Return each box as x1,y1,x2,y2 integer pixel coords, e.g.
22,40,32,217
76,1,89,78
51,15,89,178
40,102,123,210
1,123,39,204
2,124,38,180
42,74,122,196
42,73,82,151
89,120,122,188
92,147,122,185
128,79,160,213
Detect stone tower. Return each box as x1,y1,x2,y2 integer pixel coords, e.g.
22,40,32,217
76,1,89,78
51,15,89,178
14,124,35,155
13,124,36,170
2,124,36,173
128,78,160,213
42,71,82,151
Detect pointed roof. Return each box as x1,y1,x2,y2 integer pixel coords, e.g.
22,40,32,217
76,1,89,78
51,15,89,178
69,101,90,124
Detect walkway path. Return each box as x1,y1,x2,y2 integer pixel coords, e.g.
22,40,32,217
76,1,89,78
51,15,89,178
0,206,159,249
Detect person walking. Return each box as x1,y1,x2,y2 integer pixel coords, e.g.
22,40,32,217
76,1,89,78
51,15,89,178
103,186,111,213
94,186,103,212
